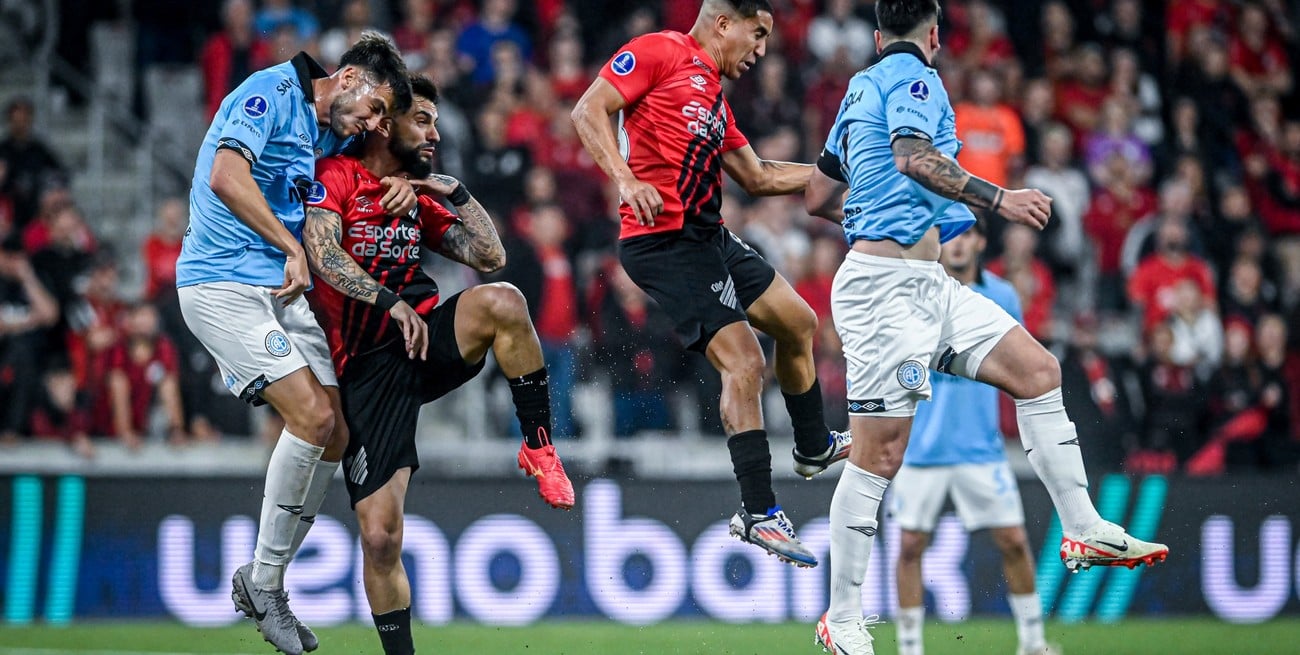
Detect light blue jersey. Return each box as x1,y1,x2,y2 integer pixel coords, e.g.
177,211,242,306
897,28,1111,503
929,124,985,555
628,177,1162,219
818,43,974,246
904,271,1022,466
177,53,349,288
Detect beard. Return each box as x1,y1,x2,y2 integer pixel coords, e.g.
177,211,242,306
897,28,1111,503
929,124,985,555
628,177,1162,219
328,88,365,138
391,138,434,178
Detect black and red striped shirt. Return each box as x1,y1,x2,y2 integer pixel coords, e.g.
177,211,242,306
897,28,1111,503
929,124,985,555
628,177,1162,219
305,155,459,373
598,31,750,239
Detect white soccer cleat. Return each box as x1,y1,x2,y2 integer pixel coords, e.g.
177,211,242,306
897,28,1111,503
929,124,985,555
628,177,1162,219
1060,520,1168,573
815,612,881,655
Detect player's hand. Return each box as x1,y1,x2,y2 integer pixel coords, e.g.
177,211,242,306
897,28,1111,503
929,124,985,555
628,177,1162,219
998,188,1053,230
618,177,664,226
379,177,419,216
273,249,311,305
388,300,428,361
411,174,462,197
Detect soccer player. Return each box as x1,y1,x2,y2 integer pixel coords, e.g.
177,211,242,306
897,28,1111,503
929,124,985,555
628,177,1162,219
302,74,575,655
176,34,413,655
804,2,1168,652
890,220,1056,655
571,0,849,568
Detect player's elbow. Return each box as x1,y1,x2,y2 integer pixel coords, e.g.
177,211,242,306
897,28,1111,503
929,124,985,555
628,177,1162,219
476,250,506,273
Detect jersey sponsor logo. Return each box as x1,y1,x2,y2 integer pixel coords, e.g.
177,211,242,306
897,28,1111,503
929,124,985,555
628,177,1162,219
689,74,707,92
242,95,270,118
692,56,713,73
305,180,328,204
908,80,930,102
276,79,293,95
264,330,292,357
897,360,927,390
682,100,727,141
348,222,422,259
611,51,636,76
848,398,887,413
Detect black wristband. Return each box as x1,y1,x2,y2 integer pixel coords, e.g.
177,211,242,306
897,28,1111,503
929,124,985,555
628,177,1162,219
448,183,471,206
961,176,1002,210
375,287,401,311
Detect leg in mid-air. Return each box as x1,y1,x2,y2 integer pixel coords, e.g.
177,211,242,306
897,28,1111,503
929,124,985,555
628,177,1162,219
743,272,852,479
452,282,574,509
355,468,416,655
975,326,1168,572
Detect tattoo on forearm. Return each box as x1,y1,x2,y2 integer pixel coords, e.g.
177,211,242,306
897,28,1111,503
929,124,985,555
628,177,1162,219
440,196,506,272
304,206,383,303
892,138,1002,210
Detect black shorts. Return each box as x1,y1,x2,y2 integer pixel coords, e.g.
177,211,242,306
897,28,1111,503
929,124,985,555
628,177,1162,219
618,223,776,352
340,292,486,506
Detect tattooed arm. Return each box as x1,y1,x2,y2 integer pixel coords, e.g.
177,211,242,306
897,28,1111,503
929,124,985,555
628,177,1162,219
891,136,1052,229
415,174,506,273
303,205,385,303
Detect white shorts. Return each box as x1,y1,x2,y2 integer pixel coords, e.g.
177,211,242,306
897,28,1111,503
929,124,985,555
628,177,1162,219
889,461,1025,533
831,251,1019,417
178,281,337,404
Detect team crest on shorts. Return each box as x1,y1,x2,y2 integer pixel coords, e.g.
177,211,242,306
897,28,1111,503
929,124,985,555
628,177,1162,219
896,360,926,390
265,330,292,357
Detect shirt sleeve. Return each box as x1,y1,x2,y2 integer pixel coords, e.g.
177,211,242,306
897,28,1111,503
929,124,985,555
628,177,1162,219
418,197,461,251
215,81,283,165
598,33,675,106
307,157,354,217
884,74,946,143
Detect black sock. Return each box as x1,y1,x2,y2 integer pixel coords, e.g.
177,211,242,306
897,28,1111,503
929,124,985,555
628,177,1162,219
509,368,553,448
783,379,830,456
727,430,775,515
373,607,414,655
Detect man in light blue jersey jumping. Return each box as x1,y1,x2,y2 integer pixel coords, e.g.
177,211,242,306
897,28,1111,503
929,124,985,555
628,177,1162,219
890,219,1057,655
176,33,417,655
804,2,1167,652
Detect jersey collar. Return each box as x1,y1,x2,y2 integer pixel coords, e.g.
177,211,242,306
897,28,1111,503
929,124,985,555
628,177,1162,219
290,51,329,103
878,42,932,68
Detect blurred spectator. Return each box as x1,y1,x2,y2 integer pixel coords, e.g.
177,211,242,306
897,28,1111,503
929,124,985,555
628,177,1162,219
1167,278,1224,381
988,224,1054,341
393,0,435,58
200,0,271,119
320,0,388,68
66,255,124,421
547,31,589,103
0,97,67,227
806,0,873,69
954,69,1025,188
1018,78,1056,166
467,106,531,217
1166,0,1230,64
255,0,320,42
141,198,187,302
98,303,184,449
1108,48,1163,146
1053,43,1109,139
1156,97,1213,185
0,161,14,238
1127,218,1217,331
1037,1,1077,82
945,0,1015,73
1084,154,1156,309
1135,323,1203,467
1187,319,1266,475
0,239,59,443
29,362,93,458
1174,35,1248,161
518,204,579,438
1221,256,1278,328
456,0,531,86
1025,123,1089,281
593,261,678,437
1228,1,1293,98
1085,97,1153,188
30,205,97,348
734,54,803,142
1100,0,1160,76
802,48,855,161
1254,314,1293,449
1060,312,1136,471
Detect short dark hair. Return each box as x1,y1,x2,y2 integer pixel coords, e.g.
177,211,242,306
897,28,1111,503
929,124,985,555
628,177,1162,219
720,0,773,19
875,0,941,38
338,32,413,114
408,73,439,106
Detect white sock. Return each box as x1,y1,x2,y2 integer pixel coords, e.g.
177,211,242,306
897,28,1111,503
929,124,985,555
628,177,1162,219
252,429,324,590
1015,388,1102,536
828,462,890,624
1008,592,1046,651
896,605,925,655
288,459,340,561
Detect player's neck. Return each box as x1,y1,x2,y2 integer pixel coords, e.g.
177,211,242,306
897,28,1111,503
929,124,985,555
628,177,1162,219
687,26,724,72
311,79,334,128
879,38,934,65
360,149,402,179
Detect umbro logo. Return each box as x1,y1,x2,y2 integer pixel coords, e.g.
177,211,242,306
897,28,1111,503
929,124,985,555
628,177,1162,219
690,74,707,92
848,398,887,413
277,504,304,515
848,525,878,537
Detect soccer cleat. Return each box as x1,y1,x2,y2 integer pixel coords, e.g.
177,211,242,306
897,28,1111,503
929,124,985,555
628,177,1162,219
815,612,882,654
1060,520,1168,573
231,562,305,655
728,506,818,568
793,430,853,479
517,442,576,510
296,621,318,652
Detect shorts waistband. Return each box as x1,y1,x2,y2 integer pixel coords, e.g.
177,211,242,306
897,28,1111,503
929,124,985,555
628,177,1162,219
844,250,944,271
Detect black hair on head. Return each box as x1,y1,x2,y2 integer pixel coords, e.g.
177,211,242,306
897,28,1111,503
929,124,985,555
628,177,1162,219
875,0,942,38
338,32,413,114
408,73,440,106
717,0,774,18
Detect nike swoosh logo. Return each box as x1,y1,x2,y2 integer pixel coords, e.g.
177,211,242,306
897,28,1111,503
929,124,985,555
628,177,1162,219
1097,539,1129,552
278,504,304,515
238,577,268,621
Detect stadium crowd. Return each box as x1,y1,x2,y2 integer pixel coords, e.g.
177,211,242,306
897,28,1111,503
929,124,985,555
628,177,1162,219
2,0,1299,475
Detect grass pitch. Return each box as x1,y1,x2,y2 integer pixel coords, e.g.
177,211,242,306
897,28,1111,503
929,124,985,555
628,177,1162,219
2,618,1297,655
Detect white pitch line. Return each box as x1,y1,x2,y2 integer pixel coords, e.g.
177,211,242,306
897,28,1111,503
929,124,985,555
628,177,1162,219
0,649,262,655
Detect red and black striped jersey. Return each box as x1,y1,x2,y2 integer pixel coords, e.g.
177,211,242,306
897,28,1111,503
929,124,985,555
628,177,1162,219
598,31,750,239
305,155,459,373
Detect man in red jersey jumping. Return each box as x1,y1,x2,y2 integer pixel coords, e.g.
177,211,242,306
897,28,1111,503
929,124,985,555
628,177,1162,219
571,0,848,568
302,74,574,655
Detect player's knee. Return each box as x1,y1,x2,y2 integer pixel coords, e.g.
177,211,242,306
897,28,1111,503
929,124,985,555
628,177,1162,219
784,303,818,345
483,282,529,324
360,522,402,567
993,527,1031,560
897,532,928,563
285,392,335,444
1026,354,1062,397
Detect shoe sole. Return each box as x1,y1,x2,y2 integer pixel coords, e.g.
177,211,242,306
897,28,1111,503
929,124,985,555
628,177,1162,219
1062,548,1168,573
793,449,851,480
516,458,575,510
728,523,818,568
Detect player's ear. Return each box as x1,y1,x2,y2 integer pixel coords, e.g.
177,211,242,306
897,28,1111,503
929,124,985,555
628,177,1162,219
375,116,393,138
929,24,941,53
338,65,358,91
874,30,883,54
